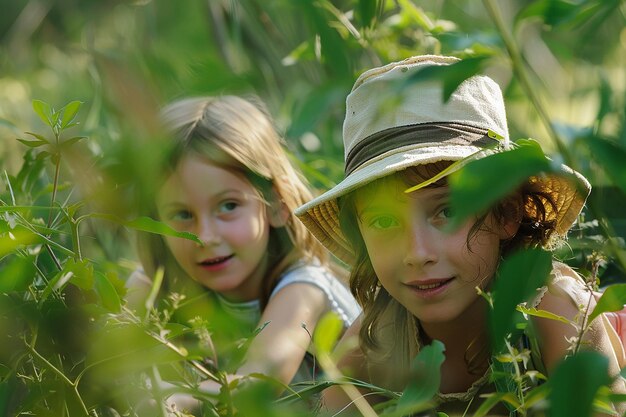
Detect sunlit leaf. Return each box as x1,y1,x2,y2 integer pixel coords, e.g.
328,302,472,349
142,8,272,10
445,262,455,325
313,311,343,355
516,306,570,324
32,99,53,126
60,100,82,129
490,249,552,351
549,351,610,417
589,284,626,323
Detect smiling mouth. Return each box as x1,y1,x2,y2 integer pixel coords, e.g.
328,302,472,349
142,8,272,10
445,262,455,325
199,255,234,266
406,278,454,291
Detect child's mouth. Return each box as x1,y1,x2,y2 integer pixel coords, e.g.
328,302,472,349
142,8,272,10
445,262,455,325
405,278,453,296
199,255,234,267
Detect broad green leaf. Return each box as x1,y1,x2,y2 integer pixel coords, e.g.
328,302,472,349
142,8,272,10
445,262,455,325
94,272,122,313
0,255,36,292
0,228,38,257
65,258,94,290
313,311,343,355
589,284,626,323
396,340,445,411
549,351,610,417
447,140,551,230
32,99,53,126
405,56,489,101
60,100,82,129
490,249,552,351
586,136,626,196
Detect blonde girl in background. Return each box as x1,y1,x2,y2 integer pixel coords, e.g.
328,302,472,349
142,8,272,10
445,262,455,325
127,95,359,413
295,55,626,416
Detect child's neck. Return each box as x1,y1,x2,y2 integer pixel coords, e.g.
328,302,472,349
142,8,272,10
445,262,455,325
419,298,488,347
419,297,491,391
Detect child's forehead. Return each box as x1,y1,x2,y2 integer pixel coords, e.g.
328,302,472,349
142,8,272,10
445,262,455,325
354,169,450,206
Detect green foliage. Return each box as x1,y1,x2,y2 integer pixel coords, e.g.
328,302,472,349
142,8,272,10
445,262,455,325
1,1,625,416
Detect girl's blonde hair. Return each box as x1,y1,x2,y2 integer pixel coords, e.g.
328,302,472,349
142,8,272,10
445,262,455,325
337,162,559,389
137,95,327,308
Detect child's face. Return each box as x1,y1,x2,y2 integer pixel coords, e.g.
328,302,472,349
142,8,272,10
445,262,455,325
355,173,509,326
156,154,272,302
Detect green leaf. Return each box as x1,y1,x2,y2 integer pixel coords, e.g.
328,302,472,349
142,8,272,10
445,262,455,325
0,227,39,257
60,136,87,149
472,392,520,417
24,131,50,142
60,100,82,129
396,340,445,412
32,99,53,126
0,255,36,292
313,311,344,355
94,272,122,313
16,138,48,148
405,56,490,101
586,136,626,196
65,258,94,290
447,140,551,230
589,284,626,323
549,351,610,417
89,213,202,245
356,0,377,28
490,249,552,351
516,305,570,324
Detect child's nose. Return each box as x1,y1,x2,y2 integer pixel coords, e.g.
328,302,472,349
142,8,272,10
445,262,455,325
403,221,438,268
197,217,221,246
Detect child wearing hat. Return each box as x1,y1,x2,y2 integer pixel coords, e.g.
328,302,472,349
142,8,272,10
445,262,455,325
295,55,626,416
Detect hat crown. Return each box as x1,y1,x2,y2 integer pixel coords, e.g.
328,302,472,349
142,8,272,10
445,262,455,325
342,55,510,161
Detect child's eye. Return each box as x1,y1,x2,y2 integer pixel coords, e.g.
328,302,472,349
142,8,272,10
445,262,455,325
369,215,399,230
434,205,454,221
171,210,193,221
218,201,239,214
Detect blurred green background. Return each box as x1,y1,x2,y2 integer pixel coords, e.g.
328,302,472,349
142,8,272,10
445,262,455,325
1,0,624,278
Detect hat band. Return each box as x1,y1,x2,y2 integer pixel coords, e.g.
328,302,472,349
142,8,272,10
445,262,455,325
345,122,497,175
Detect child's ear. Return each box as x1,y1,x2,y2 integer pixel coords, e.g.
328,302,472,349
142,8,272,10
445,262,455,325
498,194,523,240
268,188,289,228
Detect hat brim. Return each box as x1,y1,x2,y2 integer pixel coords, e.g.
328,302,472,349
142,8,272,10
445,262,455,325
295,143,591,265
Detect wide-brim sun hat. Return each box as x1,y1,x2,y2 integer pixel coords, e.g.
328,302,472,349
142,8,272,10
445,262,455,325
295,55,591,265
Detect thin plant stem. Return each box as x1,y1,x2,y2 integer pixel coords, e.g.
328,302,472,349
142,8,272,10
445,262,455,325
481,0,572,165
25,341,90,416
